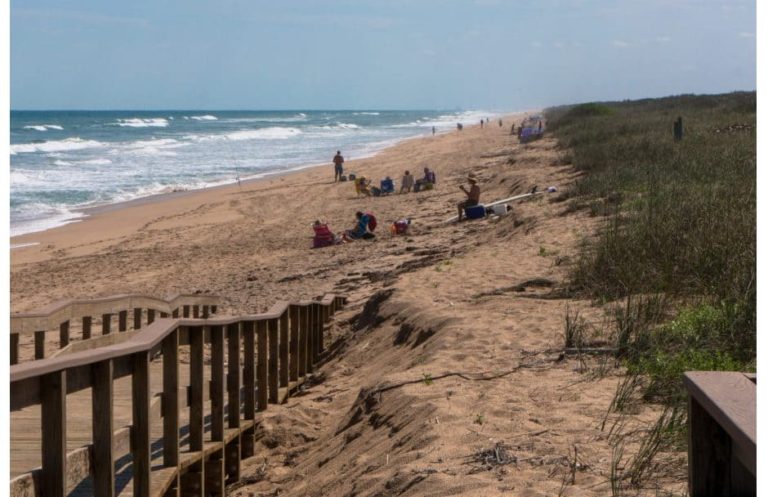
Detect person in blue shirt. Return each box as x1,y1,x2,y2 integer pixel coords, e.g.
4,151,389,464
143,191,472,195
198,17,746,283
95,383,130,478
343,211,373,241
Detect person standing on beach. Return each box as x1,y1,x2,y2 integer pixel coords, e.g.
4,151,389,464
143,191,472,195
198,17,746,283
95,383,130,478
333,151,345,182
480,119,484,128
432,126,436,136
457,173,481,221
400,170,415,193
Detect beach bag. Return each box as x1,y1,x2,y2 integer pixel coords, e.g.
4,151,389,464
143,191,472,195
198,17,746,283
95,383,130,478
366,212,377,232
340,175,347,182
391,219,410,235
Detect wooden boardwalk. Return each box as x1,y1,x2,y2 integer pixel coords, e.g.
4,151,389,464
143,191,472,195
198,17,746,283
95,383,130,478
12,359,227,495
10,294,343,497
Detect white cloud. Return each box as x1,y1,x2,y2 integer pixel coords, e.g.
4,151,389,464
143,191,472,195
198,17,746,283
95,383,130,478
655,36,672,43
531,41,543,48
611,40,629,48
738,32,755,38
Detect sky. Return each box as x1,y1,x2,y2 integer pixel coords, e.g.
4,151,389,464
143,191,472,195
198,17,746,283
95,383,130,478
9,0,757,110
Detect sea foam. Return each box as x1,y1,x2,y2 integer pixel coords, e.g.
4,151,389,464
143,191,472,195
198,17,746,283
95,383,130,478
11,138,105,154
23,124,64,131
112,118,169,128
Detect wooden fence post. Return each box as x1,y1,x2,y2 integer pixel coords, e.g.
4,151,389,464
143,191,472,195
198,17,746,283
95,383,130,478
298,306,308,377
163,329,180,468
133,308,142,330
279,311,289,389
211,325,225,443
242,321,256,458
118,311,127,332
268,318,279,403
82,316,92,340
92,360,115,497
289,305,300,382
59,320,70,348
132,351,151,497
35,330,46,360
256,321,268,411
10,334,19,365
41,370,67,497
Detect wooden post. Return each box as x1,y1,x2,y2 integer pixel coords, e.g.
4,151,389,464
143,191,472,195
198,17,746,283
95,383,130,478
227,323,242,429
298,306,308,377
92,360,115,497
306,305,315,373
279,311,289,389
133,308,142,330
172,308,179,319
132,351,151,497
211,325,225,442
289,305,300,382
320,304,328,353
242,321,256,458
118,310,127,332
205,457,225,497
268,318,279,403
147,309,156,324
10,334,19,365
41,370,66,497
59,320,70,349
35,331,46,360
202,305,210,318
256,321,268,411
82,316,92,340
183,305,191,318
163,330,180,467
102,314,112,335
189,326,205,452
193,305,200,318
211,305,218,314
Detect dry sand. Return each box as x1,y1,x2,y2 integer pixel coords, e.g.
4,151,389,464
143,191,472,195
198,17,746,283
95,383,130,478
10,115,685,495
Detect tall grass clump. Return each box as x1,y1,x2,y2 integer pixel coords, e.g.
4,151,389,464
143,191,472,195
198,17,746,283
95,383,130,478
546,92,756,405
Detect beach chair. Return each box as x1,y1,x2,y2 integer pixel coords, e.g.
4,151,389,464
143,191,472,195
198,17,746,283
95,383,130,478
380,178,395,195
354,177,372,196
312,223,336,248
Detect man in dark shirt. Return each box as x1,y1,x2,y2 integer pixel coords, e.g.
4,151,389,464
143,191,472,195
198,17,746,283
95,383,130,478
333,151,345,182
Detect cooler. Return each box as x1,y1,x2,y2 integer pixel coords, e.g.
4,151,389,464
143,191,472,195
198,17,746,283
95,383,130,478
464,204,486,220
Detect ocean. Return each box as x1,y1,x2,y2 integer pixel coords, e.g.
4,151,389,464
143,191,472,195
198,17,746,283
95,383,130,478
10,109,496,237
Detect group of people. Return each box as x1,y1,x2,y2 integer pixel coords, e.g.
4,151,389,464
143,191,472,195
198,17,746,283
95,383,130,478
347,166,437,197
316,147,485,249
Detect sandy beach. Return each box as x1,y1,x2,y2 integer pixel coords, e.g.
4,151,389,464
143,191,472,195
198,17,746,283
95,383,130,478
10,116,683,496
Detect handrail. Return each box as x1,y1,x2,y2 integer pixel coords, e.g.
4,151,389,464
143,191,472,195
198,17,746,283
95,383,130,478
10,293,221,334
9,293,347,497
9,293,223,365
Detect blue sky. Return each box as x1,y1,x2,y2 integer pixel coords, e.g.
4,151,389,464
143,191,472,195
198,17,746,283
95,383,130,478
10,0,756,110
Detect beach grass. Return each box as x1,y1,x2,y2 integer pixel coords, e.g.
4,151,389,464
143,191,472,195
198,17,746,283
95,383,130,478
546,91,756,404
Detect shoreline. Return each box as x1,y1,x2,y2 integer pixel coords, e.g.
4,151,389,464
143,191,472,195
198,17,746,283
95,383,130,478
9,120,483,243
10,113,527,251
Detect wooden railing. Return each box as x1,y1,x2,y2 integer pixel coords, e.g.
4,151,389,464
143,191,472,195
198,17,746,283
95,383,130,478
9,293,346,497
683,371,756,497
10,294,222,364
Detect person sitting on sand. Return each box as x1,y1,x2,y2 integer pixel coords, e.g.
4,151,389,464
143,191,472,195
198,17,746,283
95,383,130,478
343,211,375,241
354,176,372,196
312,220,338,248
457,173,481,221
414,167,436,192
380,176,395,195
400,170,414,193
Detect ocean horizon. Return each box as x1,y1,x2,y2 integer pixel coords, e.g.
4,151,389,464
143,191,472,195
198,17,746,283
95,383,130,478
10,109,502,238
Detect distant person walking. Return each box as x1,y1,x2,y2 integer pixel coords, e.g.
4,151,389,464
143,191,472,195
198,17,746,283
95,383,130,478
499,119,503,127
333,150,345,182
457,123,463,131
480,119,484,129
432,126,436,136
